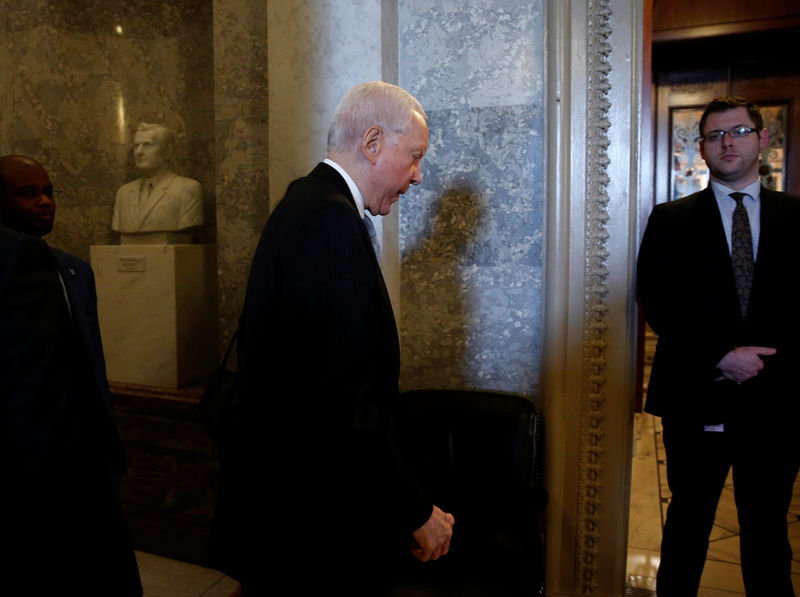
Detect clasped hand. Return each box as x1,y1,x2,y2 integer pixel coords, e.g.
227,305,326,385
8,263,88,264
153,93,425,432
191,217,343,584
716,345,777,384
411,505,455,562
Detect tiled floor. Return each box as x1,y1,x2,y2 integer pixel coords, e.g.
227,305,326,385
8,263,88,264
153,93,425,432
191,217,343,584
627,412,800,596
136,551,239,597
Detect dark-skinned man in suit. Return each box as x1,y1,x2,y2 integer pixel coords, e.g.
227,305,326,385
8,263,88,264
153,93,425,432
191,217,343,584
1,155,142,596
210,81,454,596
638,97,800,596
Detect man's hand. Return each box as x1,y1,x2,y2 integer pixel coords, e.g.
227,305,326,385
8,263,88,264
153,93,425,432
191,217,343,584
410,505,454,562
716,346,777,383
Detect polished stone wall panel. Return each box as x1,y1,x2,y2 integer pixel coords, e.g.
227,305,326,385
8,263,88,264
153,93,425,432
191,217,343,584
400,0,542,110
213,0,269,353
268,0,382,211
399,0,545,400
1,0,214,260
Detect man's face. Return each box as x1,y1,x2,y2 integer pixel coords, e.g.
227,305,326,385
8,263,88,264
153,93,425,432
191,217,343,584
133,129,170,175
0,160,55,237
364,110,428,216
700,107,768,189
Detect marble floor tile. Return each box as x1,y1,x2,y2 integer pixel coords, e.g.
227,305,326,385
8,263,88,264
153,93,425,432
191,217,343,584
699,558,745,593
628,432,663,551
627,547,660,584
696,588,746,597
136,551,239,597
707,534,740,564
712,487,740,536
709,522,738,543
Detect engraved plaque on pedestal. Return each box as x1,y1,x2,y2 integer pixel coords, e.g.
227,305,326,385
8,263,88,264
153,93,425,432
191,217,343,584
90,244,217,388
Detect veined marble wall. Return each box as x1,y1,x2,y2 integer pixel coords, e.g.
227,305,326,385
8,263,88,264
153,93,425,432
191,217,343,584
213,0,268,355
0,0,215,261
398,1,544,400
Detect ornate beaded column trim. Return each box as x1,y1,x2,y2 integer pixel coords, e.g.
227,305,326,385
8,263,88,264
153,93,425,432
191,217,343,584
575,0,613,592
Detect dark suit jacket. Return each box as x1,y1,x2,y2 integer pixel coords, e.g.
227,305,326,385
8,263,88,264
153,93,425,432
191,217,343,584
637,186,800,425
2,226,140,595
211,163,430,588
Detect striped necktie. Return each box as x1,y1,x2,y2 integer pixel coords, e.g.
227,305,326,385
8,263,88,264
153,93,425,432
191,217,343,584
729,192,753,318
363,214,381,262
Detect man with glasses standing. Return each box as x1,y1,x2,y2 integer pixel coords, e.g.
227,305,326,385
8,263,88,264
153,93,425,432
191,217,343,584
638,97,800,596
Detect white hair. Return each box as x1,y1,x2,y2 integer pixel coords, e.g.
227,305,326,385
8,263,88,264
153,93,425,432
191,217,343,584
327,81,426,153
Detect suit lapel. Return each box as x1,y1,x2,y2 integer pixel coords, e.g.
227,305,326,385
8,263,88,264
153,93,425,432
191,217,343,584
754,186,779,269
693,187,731,264
692,188,744,322
749,186,781,313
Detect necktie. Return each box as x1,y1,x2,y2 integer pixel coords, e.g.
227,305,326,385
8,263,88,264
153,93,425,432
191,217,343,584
363,214,381,262
730,192,753,318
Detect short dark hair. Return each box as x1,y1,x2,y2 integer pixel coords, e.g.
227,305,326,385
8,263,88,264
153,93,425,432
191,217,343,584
699,96,764,137
0,155,44,197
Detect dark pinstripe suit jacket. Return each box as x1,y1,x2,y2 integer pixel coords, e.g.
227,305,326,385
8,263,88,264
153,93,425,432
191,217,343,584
211,163,430,587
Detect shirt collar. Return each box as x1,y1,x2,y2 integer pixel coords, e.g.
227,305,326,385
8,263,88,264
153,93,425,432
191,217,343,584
710,178,762,203
323,158,365,218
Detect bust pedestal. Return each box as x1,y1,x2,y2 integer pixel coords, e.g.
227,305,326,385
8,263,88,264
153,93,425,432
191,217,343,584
90,244,217,388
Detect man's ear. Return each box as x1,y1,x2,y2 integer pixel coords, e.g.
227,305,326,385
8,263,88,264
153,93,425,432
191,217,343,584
360,126,383,165
758,128,770,151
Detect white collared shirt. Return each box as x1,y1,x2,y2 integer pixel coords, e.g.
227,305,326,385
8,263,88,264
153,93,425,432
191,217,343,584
705,178,762,434
711,178,762,259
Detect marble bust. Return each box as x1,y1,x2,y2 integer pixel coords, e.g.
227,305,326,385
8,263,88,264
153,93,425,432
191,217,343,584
112,123,204,240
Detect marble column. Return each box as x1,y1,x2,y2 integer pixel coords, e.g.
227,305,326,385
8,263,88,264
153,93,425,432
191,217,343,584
213,0,269,352
542,1,644,595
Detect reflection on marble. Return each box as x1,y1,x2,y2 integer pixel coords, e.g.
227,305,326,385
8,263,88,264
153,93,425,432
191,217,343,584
626,548,659,591
628,414,663,553
1,0,214,261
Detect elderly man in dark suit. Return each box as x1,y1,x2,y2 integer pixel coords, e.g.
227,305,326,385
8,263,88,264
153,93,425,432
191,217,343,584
211,81,454,595
638,97,800,596
1,155,142,596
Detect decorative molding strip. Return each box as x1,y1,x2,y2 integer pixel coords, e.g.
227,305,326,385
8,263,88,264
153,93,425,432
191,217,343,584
575,0,613,592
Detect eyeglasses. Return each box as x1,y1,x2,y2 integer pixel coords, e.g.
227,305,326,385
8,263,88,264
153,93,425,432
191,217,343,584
701,126,759,143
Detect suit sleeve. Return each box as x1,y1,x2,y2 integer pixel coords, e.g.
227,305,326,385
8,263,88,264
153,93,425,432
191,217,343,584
637,204,733,382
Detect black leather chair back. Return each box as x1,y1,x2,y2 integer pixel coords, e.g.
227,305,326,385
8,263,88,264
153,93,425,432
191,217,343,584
390,389,546,596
